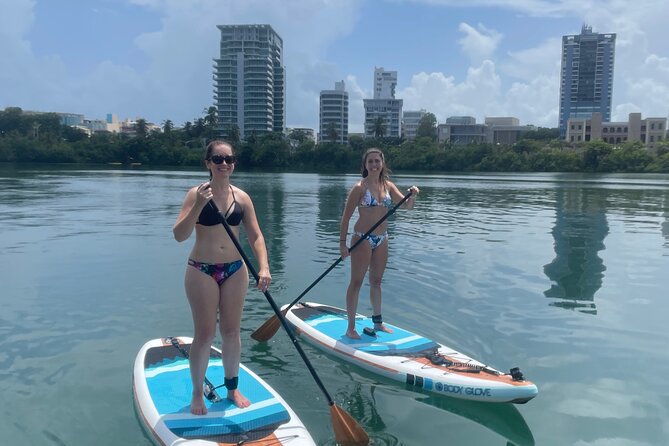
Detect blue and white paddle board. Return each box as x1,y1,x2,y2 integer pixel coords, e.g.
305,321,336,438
133,337,316,445
284,303,538,404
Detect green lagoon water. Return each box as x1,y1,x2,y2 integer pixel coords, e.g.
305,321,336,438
1,165,668,445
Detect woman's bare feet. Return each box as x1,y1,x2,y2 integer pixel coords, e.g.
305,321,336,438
345,329,361,339
190,391,208,415
228,389,251,408
374,323,393,334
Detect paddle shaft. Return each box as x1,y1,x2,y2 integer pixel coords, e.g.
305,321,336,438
209,202,337,406
283,190,413,312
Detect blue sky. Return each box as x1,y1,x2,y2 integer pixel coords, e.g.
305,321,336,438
2,0,668,133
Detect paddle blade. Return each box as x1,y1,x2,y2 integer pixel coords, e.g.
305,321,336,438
250,311,284,342
330,404,369,445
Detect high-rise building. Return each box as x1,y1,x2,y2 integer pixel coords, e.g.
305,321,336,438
319,80,349,144
364,67,402,138
402,109,427,140
558,25,616,138
214,24,286,140
373,67,397,99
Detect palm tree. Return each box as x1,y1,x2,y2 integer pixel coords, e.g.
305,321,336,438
162,119,174,134
326,122,339,143
204,106,218,140
373,116,386,138
135,118,148,138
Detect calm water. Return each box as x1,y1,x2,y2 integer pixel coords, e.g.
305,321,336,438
1,165,668,446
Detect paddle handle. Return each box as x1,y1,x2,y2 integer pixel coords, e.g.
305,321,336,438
209,202,337,406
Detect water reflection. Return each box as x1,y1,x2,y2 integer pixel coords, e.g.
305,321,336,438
316,176,349,239
663,194,669,248
543,188,608,314
332,366,535,446
412,390,535,446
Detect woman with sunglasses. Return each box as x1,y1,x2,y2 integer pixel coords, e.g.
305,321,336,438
173,140,271,414
339,148,419,339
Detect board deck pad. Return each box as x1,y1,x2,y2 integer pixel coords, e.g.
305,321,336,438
144,345,290,440
292,304,440,356
286,303,539,404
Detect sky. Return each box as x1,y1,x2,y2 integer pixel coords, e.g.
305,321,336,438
1,0,668,134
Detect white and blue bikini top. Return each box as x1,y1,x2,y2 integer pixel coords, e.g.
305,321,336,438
359,183,392,208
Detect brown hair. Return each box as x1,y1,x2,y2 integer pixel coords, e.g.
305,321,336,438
360,148,391,183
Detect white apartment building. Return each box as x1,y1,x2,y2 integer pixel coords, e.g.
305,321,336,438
364,67,402,138
319,80,349,144
402,109,427,140
214,24,286,140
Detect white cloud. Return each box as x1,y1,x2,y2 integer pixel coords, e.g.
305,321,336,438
500,38,561,82
398,59,559,127
398,61,502,123
1,0,667,133
457,22,502,63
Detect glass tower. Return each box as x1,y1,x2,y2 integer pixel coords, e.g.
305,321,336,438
558,25,616,138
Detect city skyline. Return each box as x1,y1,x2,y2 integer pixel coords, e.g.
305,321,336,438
1,0,668,134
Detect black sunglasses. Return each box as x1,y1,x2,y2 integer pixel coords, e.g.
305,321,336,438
208,154,236,165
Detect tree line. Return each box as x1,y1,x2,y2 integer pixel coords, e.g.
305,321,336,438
1,107,668,173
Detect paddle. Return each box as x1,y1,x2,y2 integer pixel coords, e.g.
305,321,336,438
166,336,223,403
251,190,414,342
210,202,369,446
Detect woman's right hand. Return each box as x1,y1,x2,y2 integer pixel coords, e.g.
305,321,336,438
195,182,213,207
340,240,349,259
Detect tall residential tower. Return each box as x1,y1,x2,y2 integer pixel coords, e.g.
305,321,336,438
364,67,403,138
319,80,349,144
214,24,286,140
558,25,616,138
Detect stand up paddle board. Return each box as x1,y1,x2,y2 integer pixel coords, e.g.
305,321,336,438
133,336,316,445
284,303,538,404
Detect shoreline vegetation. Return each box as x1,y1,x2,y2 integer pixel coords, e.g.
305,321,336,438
2,107,668,173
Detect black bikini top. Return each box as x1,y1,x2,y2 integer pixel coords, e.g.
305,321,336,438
196,186,244,227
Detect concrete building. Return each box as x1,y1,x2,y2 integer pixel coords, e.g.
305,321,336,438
364,67,402,138
437,116,487,145
373,67,397,99
437,116,536,145
558,25,616,138
402,109,427,141
485,117,537,145
214,24,286,140
319,80,349,144
566,112,667,148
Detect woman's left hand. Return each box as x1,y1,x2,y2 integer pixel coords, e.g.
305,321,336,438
256,270,272,292
408,185,420,196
